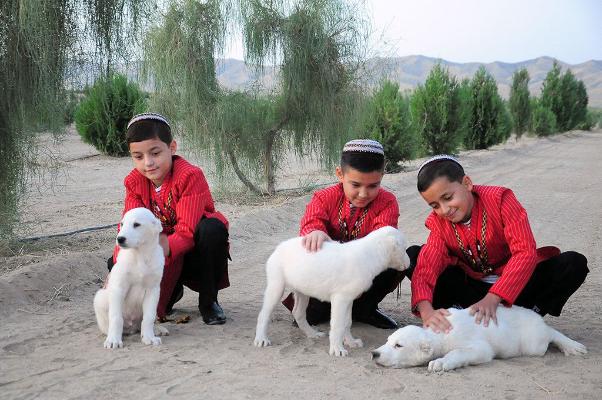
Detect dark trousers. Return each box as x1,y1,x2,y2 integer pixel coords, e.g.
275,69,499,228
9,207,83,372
108,217,229,308
405,245,589,316
284,267,405,324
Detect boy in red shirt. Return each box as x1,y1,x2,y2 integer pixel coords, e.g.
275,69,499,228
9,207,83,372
407,155,588,333
108,113,230,325
283,139,404,329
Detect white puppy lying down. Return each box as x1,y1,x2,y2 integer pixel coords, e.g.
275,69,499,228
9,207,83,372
372,305,586,371
254,226,411,357
94,207,167,349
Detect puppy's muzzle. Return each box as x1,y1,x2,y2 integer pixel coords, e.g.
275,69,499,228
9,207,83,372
371,350,380,360
117,236,127,248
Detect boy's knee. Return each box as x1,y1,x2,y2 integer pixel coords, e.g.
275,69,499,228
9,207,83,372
194,218,228,244
562,251,589,280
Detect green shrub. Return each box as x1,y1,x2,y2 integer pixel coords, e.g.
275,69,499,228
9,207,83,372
364,80,417,172
75,73,146,156
531,103,557,136
410,64,465,155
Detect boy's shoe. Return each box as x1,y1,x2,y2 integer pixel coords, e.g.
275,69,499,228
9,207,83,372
353,308,398,329
199,301,226,325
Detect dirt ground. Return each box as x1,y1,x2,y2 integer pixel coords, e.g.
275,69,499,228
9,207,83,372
1,128,601,399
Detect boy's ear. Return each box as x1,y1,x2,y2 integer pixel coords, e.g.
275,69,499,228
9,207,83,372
169,140,177,155
462,175,473,191
335,166,344,183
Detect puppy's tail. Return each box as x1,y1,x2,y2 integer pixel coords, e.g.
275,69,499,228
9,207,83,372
549,328,587,356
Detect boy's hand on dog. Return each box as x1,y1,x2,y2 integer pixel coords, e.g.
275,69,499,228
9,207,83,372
302,230,331,252
418,301,452,334
469,293,501,327
159,233,170,257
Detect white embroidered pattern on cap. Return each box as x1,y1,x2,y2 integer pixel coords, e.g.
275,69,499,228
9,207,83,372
418,154,462,175
127,112,171,129
343,139,384,155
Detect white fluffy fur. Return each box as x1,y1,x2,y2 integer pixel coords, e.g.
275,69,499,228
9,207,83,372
254,226,411,357
94,207,167,349
372,305,587,371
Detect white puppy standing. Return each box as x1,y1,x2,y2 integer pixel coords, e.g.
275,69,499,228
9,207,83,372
94,207,166,349
372,305,586,371
254,226,411,357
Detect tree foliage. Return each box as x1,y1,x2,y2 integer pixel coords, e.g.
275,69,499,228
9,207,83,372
464,66,510,150
410,64,465,155
363,80,416,172
0,0,151,240
508,67,530,138
145,0,367,195
75,73,147,156
530,99,557,136
540,61,589,132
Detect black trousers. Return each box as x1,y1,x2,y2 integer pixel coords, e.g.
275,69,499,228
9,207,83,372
296,267,405,324
404,245,589,316
108,217,229,308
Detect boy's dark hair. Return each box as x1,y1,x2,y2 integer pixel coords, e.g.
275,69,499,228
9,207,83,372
126,118,172,145
341,151,385,173
417,159,465,192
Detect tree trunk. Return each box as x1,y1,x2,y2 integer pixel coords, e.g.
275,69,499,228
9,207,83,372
224,144,266,195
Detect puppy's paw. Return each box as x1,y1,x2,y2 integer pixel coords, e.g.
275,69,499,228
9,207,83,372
254,336,271,347
155,325,170,336
142,335,162,346
562,341,587,356
344,337,363,348
329,344,348,357
428,358,454,372
307,329,326,339
104,337,123,349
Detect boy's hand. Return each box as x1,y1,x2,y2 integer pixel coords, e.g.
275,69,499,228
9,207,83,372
301,230,331,252
469,293,501,327
159,233,170,257
417,301,452,334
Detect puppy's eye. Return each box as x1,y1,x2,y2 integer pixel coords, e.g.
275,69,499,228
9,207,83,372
133,222,140,228
394,344,403,349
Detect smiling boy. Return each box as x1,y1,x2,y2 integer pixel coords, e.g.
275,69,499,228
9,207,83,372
406,155,589,333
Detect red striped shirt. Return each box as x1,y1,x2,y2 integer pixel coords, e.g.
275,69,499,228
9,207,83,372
411,185,538,311
300,183,399,241
112,155,228,317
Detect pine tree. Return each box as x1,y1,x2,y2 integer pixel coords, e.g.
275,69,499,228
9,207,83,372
508,68,531,138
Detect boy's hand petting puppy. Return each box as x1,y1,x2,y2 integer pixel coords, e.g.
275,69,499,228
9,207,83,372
302,230,331,252
417,301,452,334
469,292,502,327
159,233,170,257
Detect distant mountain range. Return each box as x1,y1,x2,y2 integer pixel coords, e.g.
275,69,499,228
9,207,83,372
215,55,602,107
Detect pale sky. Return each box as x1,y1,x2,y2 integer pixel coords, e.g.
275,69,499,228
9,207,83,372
225,0,602,65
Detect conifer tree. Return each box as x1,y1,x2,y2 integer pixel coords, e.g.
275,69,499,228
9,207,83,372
508,68,531,138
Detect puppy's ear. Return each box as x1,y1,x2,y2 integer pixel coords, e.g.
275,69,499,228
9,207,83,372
151,217,163,233
419,340,434,357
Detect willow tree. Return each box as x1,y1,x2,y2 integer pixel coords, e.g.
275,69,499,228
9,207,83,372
144,0,367,195
0,0,151,240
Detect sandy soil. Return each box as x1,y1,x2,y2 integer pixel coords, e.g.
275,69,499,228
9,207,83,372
1,128,601,399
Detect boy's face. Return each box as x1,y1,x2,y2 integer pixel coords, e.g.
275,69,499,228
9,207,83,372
129,138,177,187
420,175,474,223
336,166,383,208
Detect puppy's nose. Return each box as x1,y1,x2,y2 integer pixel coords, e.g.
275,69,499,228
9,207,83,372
371,350,380,360
117,236,126,245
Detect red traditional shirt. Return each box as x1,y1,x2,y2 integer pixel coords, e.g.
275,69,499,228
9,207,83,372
300,183,399,241
411,185,540,312
112,155,229,317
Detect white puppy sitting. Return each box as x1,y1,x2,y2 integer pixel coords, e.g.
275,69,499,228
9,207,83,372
372,305,586,371
94,207,166,349
254,226,411,357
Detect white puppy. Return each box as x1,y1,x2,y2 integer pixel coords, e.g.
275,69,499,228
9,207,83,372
254,226,411,357
372,305,586,371
94,207,166,349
